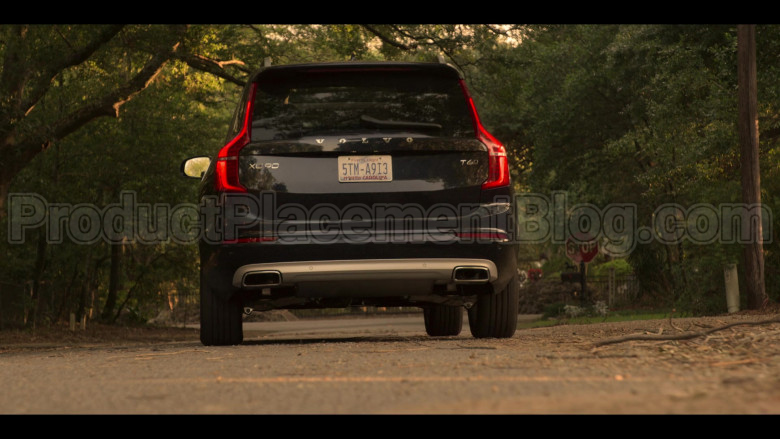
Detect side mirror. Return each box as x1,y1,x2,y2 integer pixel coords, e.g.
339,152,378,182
181,157,211,179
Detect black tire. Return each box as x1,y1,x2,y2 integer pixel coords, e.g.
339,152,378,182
200,274,243,346
467,274,519,338
424,305,463,336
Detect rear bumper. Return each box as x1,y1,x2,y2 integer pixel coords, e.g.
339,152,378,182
202,241,517,301
233,258,498,288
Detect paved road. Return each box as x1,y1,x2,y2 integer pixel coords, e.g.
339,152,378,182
2,313,778,414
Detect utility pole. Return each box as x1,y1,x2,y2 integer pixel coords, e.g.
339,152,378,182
737,24,767,309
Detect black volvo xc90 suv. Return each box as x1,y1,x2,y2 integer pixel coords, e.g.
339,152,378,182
182,61,519,345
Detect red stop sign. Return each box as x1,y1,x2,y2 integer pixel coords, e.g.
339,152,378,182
566,232,599,263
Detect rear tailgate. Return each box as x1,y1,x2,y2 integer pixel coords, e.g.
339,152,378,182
234,64,492,241
239,136,487,205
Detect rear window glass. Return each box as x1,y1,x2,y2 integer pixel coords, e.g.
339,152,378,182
251,70,474,141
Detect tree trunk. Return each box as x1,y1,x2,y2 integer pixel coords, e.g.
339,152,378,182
26,227,48,327
737,24,767,309
101,243,122,322
76,246,95,322
0,170,10,220
57,264,81,323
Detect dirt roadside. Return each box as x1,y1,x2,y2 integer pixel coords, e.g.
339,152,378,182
0,325,199,352
1,312,778,414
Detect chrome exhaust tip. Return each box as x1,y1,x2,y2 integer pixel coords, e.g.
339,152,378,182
452,267,490,283
242,271,282,288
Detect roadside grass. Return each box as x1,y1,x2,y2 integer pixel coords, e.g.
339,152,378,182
518,310,668,329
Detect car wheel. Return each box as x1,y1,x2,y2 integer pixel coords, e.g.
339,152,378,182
200,272,243,346
423,305,463,336
467,274,519,338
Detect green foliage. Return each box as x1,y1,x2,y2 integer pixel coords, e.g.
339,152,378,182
528,307,668,328
491,25,779,314
590,259,633,277
0,25,234,326
3,24,779,326
541,302,567,319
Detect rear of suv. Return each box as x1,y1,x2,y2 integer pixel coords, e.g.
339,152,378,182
182,61,518,346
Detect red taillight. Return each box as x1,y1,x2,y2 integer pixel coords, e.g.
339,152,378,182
215,83,258,193
459,80,510,190
215,159,244,192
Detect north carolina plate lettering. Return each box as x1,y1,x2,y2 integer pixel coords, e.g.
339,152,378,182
338,155,393,182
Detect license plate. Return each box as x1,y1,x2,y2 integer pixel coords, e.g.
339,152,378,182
338,155,393,182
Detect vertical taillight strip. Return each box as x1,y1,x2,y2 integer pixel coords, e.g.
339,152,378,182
459,80,510,190
215,83,258,192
